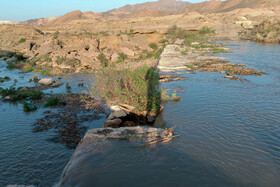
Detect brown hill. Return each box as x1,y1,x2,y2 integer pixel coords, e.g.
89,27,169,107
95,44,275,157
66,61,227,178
175,0,223,14
47,10,83,25
218,0,280,12
121,9,170,18
26,10,101,25
176,0,280,14
108,0,191,15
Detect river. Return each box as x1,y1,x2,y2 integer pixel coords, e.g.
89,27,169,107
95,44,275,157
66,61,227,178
0,41,280,186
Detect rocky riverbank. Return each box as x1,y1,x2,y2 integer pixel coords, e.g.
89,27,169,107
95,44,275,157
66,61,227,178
239,18,280,44
0,27,164,76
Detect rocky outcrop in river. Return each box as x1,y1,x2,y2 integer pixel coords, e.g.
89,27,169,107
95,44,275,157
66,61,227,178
58,126,174,186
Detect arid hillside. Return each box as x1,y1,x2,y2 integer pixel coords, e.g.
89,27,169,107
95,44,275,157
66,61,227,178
20,0,280,26
25,10,101,26
107,0,191,14
176,0,280,14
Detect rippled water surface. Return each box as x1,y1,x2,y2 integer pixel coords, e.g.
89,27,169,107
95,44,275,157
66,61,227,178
0,63,105,186
1,41,280,186
62,41,280,187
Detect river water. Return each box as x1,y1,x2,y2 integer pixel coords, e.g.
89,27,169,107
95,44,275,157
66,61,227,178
0,41,280,186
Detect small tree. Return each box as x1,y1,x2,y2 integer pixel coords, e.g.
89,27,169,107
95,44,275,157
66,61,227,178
149,43,158,51
117,53,128,63
97,53,108,68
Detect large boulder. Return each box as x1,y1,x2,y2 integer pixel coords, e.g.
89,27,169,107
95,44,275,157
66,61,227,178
114,110,127,118
120,47,135,56
100,35,122,50
38,78,53,86
111,53,119,62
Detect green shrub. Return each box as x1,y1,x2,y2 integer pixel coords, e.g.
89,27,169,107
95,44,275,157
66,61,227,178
28,54,52,65
199,26,216,35
22,66,35,72
7,62,15,69
153,48,164,59
0,87,43,101
44,97,66,107
33,74,38,83
160,39,169,44
6,52,16,58
161,89,169,101
117,53,128,63
23,100,37,112
167,25,187,41
18,38,26,43
14,53,25,61
213,47,227,54
201,44,214,48
149,43,158,50
0,76,11,83
97,53,108,68
100,31,109,36
181,49,188,55
89,65,161,113
167,25,216,45
52,31,59,40
39,70,51,76
138,48,164,60
170,91,181,102
186,64,194,68
57,40,63,48
192,45,201,49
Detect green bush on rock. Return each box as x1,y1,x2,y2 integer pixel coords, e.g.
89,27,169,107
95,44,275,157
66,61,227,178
166,25,216,45
89,65,161,114
0,87,43,101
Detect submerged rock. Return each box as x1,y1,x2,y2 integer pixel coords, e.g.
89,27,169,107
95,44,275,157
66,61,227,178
51,80,63,87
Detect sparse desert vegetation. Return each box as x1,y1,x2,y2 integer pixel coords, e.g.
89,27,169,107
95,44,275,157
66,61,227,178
89,64,160,114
